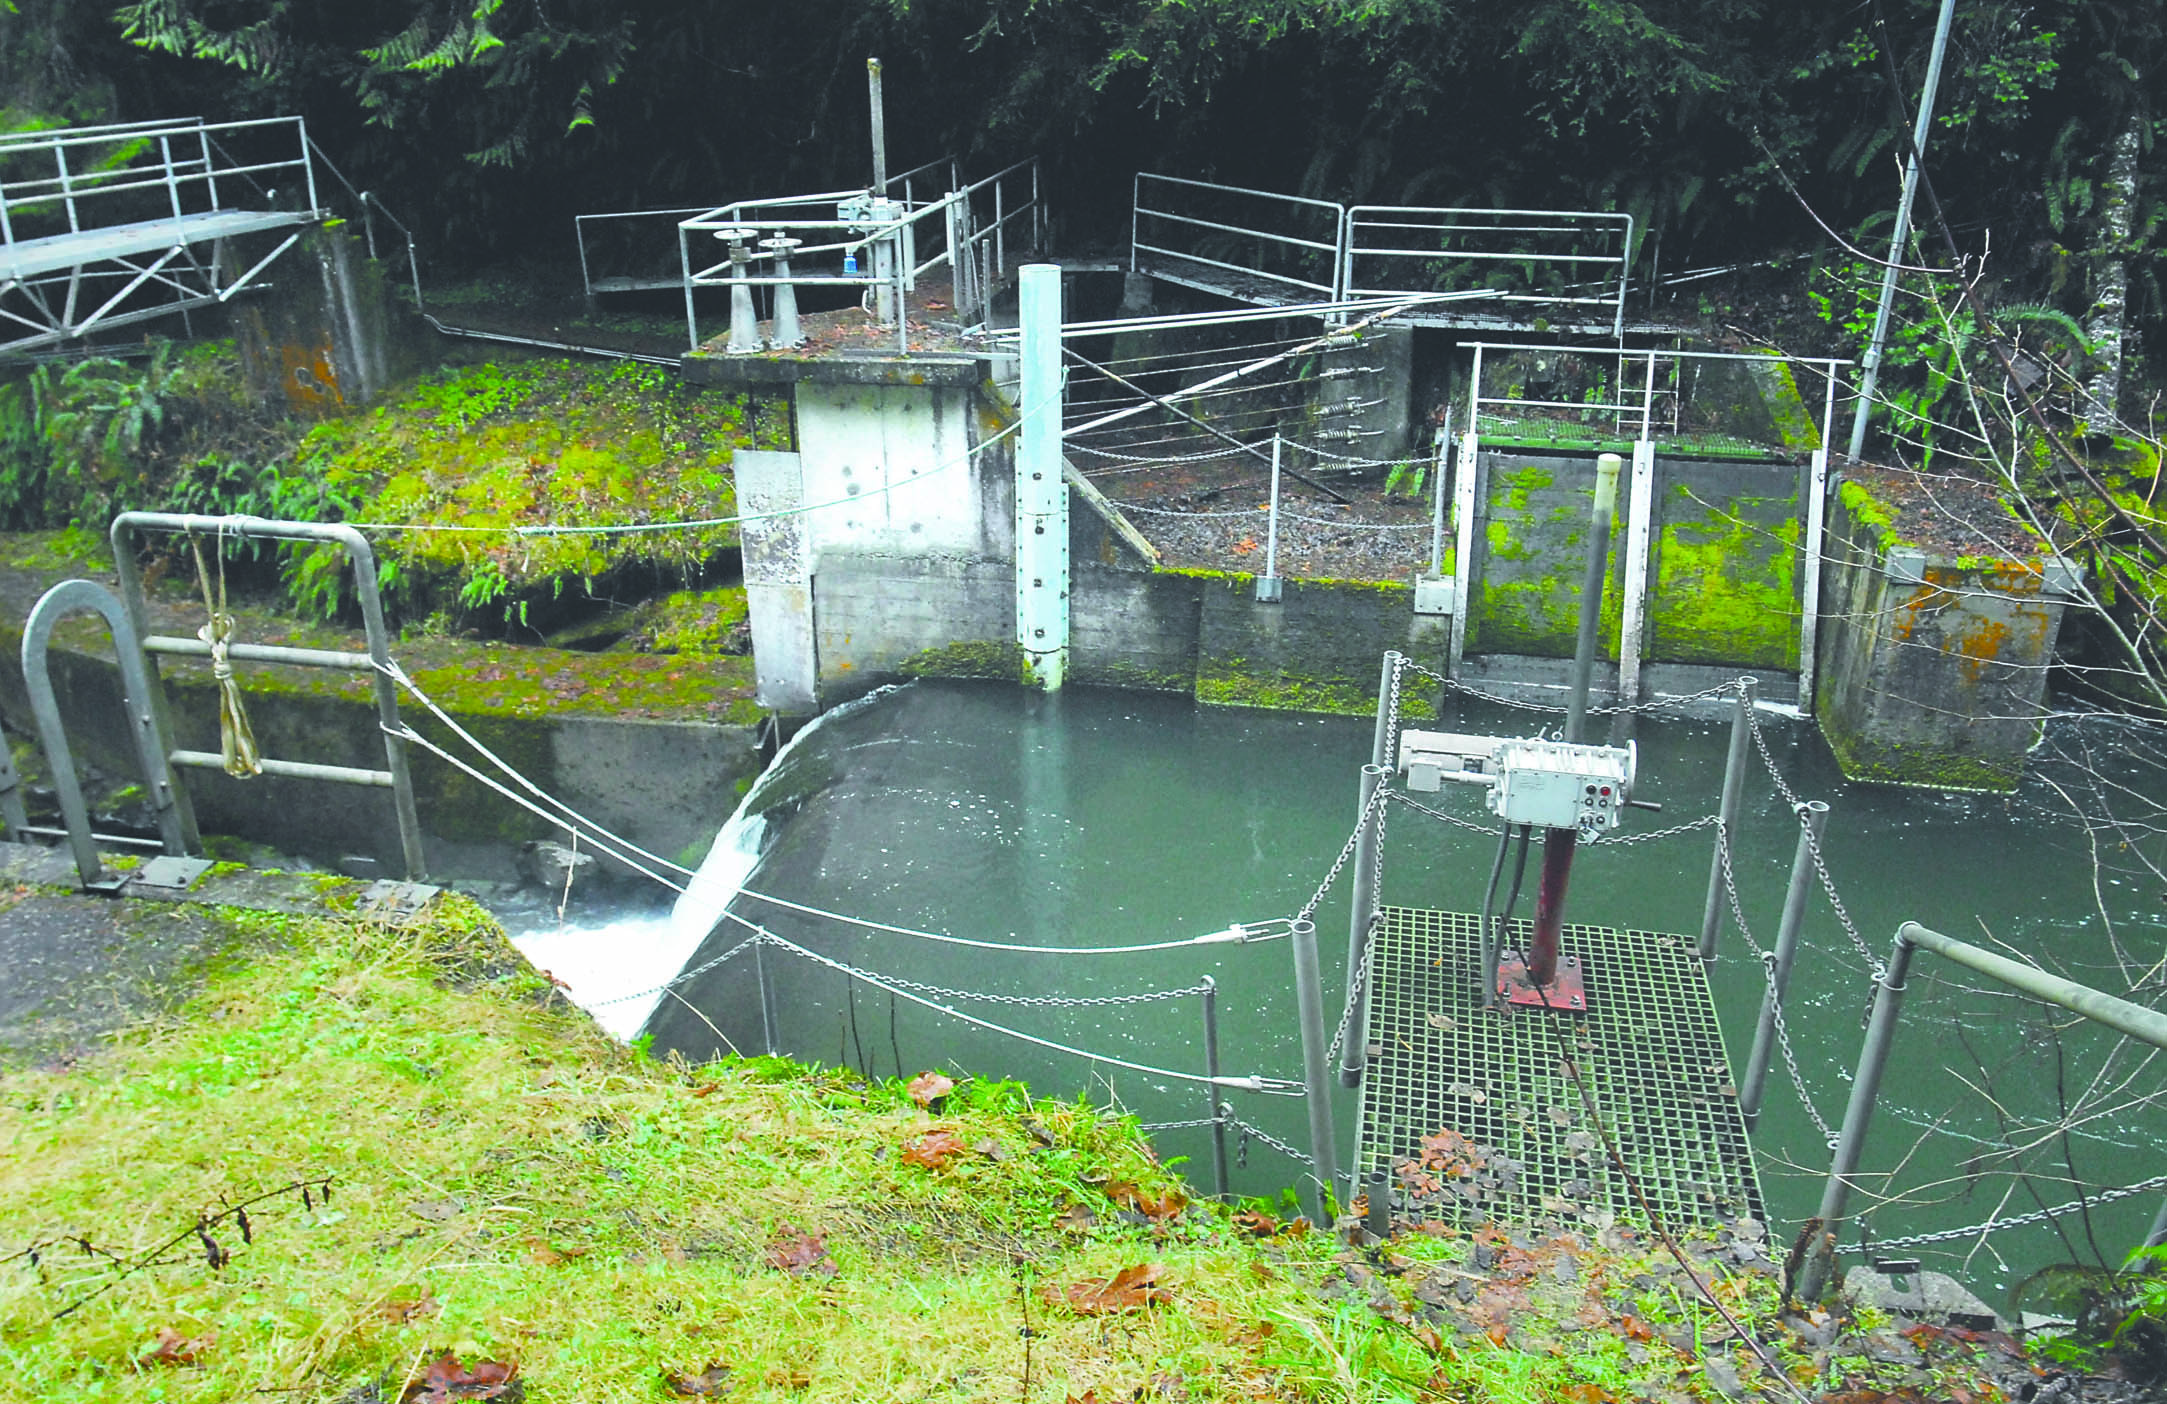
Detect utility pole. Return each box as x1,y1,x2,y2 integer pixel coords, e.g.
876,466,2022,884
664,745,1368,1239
1845,0,1959,463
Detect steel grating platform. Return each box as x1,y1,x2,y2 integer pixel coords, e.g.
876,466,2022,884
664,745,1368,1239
1359,906,1764,1230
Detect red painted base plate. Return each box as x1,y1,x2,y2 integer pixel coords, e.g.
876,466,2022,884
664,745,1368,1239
1496,949,1588,1012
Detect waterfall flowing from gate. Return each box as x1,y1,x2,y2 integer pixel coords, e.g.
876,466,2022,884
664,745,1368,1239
509,686,900,1038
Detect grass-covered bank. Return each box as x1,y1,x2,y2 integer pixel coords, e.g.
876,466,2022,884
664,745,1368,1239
0,889,2070,1403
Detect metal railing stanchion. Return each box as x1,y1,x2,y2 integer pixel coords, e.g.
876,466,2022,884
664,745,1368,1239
1740,799,1828,1128
1289,917,1341,1223
1200,976,1231,1200
1699,675,1757,961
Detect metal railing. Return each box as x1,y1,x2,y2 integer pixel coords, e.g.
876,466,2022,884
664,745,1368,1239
1125,176,1635,333
0,116,322,354
0,115,318,245
1131,173,1345,305
1342,205,1633,338
674,156,1040,351
1799,920,2167,1300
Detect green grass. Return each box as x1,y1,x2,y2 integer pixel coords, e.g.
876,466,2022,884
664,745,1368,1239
0,895,2030,1403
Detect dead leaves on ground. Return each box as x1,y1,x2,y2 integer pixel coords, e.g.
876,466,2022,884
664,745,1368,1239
139,1326,214,1367
1104,1179,1186,1223
763,1225,839,1278
399,1353,518,1402
1046,1262,1172,1315
905,1070,955,1107
662,1362,734,1397
900,1128,969,1170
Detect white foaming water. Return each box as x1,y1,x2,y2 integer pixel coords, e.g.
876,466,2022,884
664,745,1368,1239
509,687,897,1039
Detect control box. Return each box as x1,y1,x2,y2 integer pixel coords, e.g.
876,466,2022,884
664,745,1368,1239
1398,729,1636,835
1488,739,1635,833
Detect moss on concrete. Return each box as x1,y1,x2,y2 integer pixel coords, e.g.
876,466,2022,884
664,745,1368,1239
899,639,1033,683
627,586,750,655
1648,492,1800,669
1817,702,2024,793
1070,659,1196,693
1194,656,1374,715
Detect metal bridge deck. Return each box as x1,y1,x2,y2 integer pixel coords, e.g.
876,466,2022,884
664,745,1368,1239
1359,906,1764,1230
2,209,311,282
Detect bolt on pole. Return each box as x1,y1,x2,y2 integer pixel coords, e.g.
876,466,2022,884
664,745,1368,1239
1740,799,1830,1128
1289,917,1341,1225
1700,675,1759,961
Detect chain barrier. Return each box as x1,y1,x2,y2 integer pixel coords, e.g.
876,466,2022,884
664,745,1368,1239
1139,1116,1221,1133
1392,788,1717,848
1293,780,1391,928
1326,915,1380,1069
584,930,765,1008
1230,1114,1315,1168
1068,442,1249,466
1399,659,1742,718
1745,709,1885,978
871,970,1216,1011
1717,827,1840,1147
1863,1172,2167,1253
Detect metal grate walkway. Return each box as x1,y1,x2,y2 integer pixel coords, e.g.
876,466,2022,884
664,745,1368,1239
1359,906,1764,1229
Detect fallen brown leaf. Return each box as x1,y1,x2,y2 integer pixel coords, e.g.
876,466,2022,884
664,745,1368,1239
906,1070,955,1107
663,1362,734,1397
400,1352,519,1402
901,1128,969,1169
1106,1179,1187,1221
1048,1262,1172,1315
1231,1209,1279,1237
764,1225,839,1277
378,1294,441,1324
1054,1202,1098,1232
140,1326,213,1367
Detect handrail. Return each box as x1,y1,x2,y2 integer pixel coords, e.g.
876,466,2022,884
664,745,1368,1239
109,513,428,879
1800,920,2167,1300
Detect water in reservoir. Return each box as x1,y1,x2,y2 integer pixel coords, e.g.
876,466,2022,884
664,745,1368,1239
513,678,2167,1306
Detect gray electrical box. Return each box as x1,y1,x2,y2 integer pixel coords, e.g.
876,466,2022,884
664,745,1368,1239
1488,739,1635,833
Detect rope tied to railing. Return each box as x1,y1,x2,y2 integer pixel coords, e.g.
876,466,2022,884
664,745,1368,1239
191,530,260,778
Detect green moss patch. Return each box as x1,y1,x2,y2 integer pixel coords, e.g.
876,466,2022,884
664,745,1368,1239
1648,492,1799,669
899,639,1033,683
298,360,766,617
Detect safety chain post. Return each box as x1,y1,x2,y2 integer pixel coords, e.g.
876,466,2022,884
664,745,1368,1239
1199,977,1231,1201
755,937,779,1057
1289,917,1341,1224
1700,675,1758,961
1015,263,1070,688
1801,929,1920,1302
1740,799,1829,1128
1338,763,1388,1088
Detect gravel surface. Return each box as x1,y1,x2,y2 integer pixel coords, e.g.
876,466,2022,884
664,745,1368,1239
1090,449,1443,581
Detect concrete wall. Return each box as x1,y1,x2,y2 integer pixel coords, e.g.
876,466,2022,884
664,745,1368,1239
0,631,759,879
1815,488,2073,791
233,220,430,413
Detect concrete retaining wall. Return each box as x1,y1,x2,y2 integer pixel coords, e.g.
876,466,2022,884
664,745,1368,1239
1814,487,2074,791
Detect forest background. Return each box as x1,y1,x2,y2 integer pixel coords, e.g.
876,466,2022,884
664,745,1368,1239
0,0,2157,420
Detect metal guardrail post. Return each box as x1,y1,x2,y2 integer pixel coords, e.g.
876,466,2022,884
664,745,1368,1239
1365,1168,1390,1239
1200,976,1231,1200
1700,675,1758,961
111,513,428,879
1800,927,1918,1302
1740,799,1829,1128
1338,763,1387,1089
0,728,29,837
19,579,192,888
1565,453,1621,745
1289,917,1341,1223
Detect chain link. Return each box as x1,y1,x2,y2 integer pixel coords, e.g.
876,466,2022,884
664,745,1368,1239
1718,827,1839,1147
1293,781,1390,927
1326,913,1380,1068
585,931,764,1007
1747,709,1886,978
872,969,1215,1010
1140,1116,1221,1132
1400,660,1742,718
1229,1114,1314,1167
1865,1172,2167,1252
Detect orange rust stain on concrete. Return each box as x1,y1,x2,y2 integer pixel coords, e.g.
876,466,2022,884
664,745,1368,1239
280,341,344,412
1955,616,2011,683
